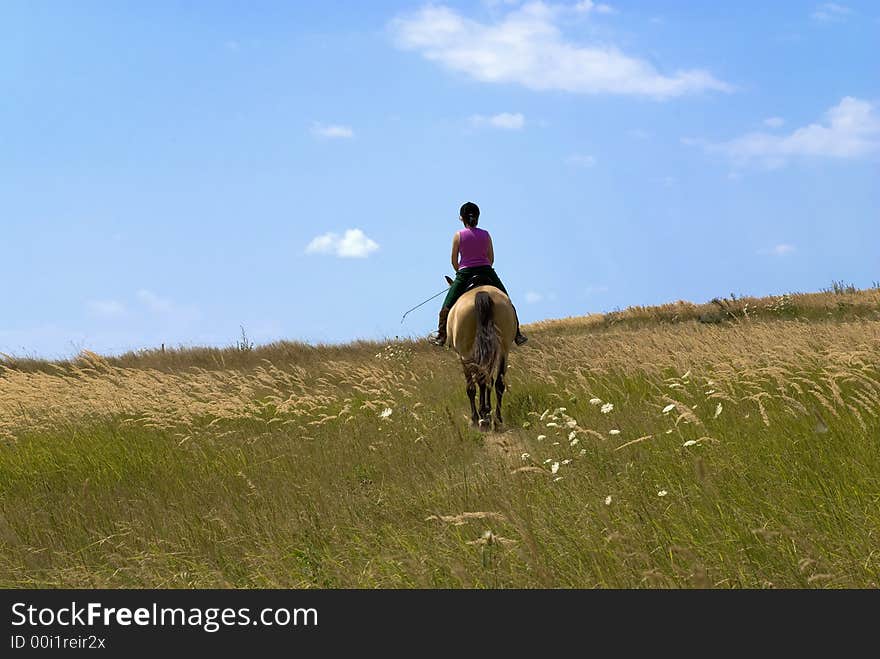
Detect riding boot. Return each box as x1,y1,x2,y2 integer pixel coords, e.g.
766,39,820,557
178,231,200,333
512,305,528,346
430,307,451,346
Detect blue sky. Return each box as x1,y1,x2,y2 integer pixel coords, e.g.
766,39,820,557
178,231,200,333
2,1,878,357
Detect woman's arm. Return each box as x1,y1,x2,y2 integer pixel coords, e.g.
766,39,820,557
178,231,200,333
487,234,494,266
451,232,461,272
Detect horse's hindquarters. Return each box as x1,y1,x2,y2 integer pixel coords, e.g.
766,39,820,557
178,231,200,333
448,286,516,357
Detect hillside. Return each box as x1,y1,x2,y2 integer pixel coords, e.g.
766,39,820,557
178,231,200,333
1,285,879,587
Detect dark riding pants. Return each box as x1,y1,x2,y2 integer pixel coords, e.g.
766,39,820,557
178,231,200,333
441,266,509,310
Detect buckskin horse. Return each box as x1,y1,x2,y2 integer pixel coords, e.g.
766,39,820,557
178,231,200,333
446,286,516,430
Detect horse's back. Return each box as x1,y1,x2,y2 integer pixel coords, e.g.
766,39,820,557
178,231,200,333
448,286,516,358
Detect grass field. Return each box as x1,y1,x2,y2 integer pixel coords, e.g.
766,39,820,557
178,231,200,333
1,286,879,588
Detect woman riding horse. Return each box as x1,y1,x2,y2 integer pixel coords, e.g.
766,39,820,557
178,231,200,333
430,201,528,347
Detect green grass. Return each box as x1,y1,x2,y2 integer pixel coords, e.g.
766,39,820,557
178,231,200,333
1,288,879,588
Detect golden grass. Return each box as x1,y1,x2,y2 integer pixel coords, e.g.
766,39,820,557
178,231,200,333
530,287,880,333
1,286,879,588
3,317,877,445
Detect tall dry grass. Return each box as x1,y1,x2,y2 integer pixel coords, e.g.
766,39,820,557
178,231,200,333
1,287,879,587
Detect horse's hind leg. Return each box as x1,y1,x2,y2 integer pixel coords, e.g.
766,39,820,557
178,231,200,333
465,365,479,427
478,377,492,429
494,357,507,429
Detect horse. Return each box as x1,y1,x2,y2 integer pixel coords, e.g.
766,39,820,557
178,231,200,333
446,285,516,430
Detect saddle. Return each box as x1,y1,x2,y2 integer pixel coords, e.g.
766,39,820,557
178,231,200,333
460,272,499,294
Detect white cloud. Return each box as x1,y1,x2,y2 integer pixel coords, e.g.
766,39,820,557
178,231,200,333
470,112,526,130
306,229,380,258
575,1,615,14
811,3,852,22
137,289,174,314
763,116,785,128
760,244,796,257
389,3,731,99
687,97,880,168
135,290,201,325
310,122,354,139
567,153,596,167
86,299,126,318
627,128,651,140
525,291,543,303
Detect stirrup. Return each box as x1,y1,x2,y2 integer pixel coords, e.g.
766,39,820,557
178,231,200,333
514,333,528,346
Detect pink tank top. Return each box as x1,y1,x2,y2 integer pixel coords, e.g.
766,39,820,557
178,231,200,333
457,227,491,268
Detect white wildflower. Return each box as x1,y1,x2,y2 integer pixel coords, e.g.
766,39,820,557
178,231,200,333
546,422,560,428
551,462,560,474
665,429,673,434
605,496,612,506
561,459,571,465
589,398,602,405
553,476,564,482
601,403,614,414
579,449,586,456
543,458,553,464
379,408,393,418
608,429,621,435
521,452,531,461
570,437,579,447
568,431,577,441
714,403,723,419
682,440,697,447
537,434,546,441
658,490,668,497
662,403,676,414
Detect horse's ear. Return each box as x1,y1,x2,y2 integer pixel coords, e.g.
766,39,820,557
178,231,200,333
445,275,454,286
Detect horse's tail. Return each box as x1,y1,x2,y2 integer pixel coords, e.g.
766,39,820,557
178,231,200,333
472,291,500,383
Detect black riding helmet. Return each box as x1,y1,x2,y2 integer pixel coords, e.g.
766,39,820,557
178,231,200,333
460,201,480,228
